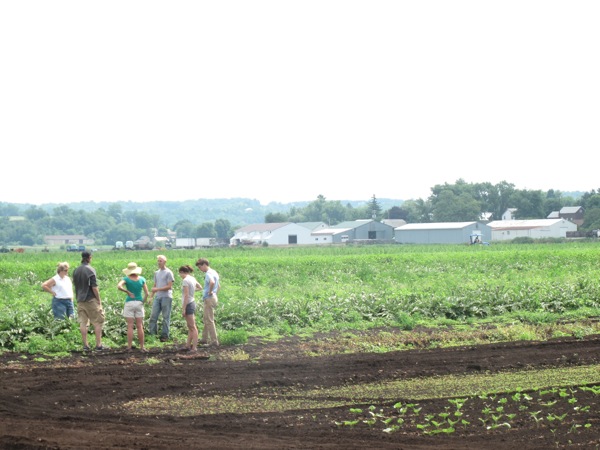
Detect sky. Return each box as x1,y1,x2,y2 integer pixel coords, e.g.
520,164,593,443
1,1,598,206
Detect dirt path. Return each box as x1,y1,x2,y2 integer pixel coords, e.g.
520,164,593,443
1,333,599,449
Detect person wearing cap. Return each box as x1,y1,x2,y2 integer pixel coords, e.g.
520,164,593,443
72,251,107,351
117,262,149,352
148,255,174,342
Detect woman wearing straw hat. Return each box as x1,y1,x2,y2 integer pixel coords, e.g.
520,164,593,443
117,262,149,352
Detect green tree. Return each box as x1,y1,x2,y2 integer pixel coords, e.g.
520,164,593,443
508,190,545,219
173,220,195,237
107,203,123,223
303,195,328,222
195,222,216,238
367,195,382,220
432,190,481,222
215,219,233,239
265,212,288,223
581,191,600,210
543,190,566,216
105,222,137,244
385,206,409,220
402,199,433,223
582,208,600,232
24,206,48,221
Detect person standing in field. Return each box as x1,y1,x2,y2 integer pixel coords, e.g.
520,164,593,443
178,265,201,352
148,254,174,342
41,261,74,319
195,257,220,347
72,251,108,351
117,262,149,352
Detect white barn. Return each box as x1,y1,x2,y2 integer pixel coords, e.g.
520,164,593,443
230,222,326,246
487,219,577,241
394,222,491,244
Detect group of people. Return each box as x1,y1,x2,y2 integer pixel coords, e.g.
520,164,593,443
41,252,220,353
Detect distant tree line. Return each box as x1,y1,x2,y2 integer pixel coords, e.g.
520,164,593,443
1,180,599,247
267,180,600,232
0,203,235,247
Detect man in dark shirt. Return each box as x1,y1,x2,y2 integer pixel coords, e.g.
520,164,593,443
72,251,107,351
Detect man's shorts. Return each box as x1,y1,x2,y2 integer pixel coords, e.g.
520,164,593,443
123,301,145,319
77,299,105,326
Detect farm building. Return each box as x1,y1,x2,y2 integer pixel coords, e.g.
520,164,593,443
394,222,491,245
487,218,577,241
230,222,326,246
546,206,584,226
312,219,396,244
381,219,407,228
502,208,518,220
310,227,353,245
44,235,94,246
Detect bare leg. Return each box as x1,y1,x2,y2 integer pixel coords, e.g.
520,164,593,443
126,317,134,348
185,314,198,351
136,317,145,350
93,323,103,348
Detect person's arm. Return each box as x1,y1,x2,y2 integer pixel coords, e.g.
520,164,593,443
41,278,56,295
91,286,102,305
182,284,189,316
117,279,132,298
153,280,173,294
142,283,149,302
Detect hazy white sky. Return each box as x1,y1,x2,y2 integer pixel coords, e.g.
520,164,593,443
1,1,598,206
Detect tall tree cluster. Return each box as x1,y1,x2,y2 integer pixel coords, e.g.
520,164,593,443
266,181,600,233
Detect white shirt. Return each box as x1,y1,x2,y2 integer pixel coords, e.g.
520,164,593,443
52,274,74,299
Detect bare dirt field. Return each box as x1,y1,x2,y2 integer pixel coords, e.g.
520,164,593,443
1,331,599,450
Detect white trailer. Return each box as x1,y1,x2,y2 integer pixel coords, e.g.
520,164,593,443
175,238,196,249
196,238,217,248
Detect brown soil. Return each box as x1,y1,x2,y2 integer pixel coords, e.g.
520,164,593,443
1,332,599,450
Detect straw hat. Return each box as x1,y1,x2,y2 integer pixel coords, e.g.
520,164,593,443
123,262,142,275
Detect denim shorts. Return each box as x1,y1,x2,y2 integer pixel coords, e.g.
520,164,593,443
51,297,74,320
185,301,196,316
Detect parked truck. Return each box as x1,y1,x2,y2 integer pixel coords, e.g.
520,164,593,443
175,237,217,249
175,238,196,249
196,237,217,248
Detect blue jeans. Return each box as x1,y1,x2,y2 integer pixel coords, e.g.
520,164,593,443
51,297,74,320
149,297,172,338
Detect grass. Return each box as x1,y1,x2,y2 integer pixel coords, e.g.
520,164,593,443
1,242,600,355
122,365,600,416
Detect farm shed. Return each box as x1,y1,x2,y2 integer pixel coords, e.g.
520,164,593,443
487,219,577,241
558,206,584,226
325,219,396,243
394,222,491,244
381,219,407,228
502,208,518,220
310,227,353,245
230,222,325,246
44,235,94,246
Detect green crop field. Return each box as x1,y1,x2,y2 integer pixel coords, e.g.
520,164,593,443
1,242,600,354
